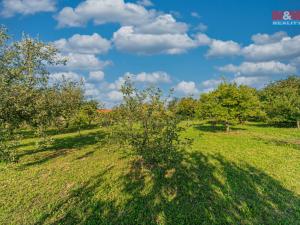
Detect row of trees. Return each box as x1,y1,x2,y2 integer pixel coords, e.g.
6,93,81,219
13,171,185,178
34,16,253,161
172,76,300,131
1,27,299,162
106,75,299,168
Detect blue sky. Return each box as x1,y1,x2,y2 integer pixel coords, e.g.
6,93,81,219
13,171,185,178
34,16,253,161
1,0,300,107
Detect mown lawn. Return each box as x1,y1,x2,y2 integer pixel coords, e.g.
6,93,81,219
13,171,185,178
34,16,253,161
0,122,299,224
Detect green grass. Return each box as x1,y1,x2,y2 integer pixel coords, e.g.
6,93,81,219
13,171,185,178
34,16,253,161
0,122,299,224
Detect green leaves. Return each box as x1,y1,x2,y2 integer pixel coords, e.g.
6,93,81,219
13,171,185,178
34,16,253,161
111,79,186,165
174,97,197,119
260,76,300,127
197,82,262,131
0,27,84,161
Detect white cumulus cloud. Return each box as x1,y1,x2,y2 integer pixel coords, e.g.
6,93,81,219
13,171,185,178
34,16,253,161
54,33,111,55
89,71,105,82
251,31,288,45
55,0,198,56
55,0,155,28
113,26,197,55
232,76,269,87
1,0,56,17
206,39,241,57
243,34,300,61
135,14,188,34
202,32,300,62
199,78,223,93
194,23,208,32
191,12,201,18
219,61,296,76
137,0,153,7
194,33,211,46
50,71,82,82
175,81,199,95
126,71,171,84
107,90,123,101
57,53,111,71
85,82,100,97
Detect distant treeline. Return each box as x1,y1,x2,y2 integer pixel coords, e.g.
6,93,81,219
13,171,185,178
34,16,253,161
169,76,300,131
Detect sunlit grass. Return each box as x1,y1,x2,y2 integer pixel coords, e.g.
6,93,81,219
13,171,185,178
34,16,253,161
0,122,299,224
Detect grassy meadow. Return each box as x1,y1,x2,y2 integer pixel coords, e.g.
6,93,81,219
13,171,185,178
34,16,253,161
0,122,299,224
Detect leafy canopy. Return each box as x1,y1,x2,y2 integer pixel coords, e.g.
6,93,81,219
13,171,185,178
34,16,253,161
111,79,189,165
197,81,262,131
260,76,300,127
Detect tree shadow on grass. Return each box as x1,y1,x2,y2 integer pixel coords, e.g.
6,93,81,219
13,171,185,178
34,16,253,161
48,130,107,151
17,125,99,139
249,122,297,129
254,137,300,151
75,150,95,160
35,165,115,225
194,124,246,133
35,147,300,224
18,130,107,168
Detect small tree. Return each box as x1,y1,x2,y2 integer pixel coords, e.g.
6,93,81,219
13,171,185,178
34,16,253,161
174,97,198,120
260,76,300,128
81,100,100,125
56,79,84,129
111,79,188,165
70,100,101,134
72,109,89,136
197,81,262,132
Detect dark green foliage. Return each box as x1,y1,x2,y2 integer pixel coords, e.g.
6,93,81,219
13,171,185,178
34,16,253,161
197,81,262,131
236,85,265,123
260,76,300,128
51,79,85,129
174,97,198,119
81,100,101,125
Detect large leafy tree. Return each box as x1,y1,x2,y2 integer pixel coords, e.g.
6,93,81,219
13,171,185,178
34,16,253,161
0,29,65,130
260,76,300,128
197,82,262,131
0,27,83,161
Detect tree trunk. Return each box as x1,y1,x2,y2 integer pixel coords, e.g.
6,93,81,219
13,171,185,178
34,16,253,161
297,120,300,129
78,126,81,136
225,122,230,132
212,121,217,128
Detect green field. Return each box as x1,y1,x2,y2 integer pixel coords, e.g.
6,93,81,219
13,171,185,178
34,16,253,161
0,122,299,224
